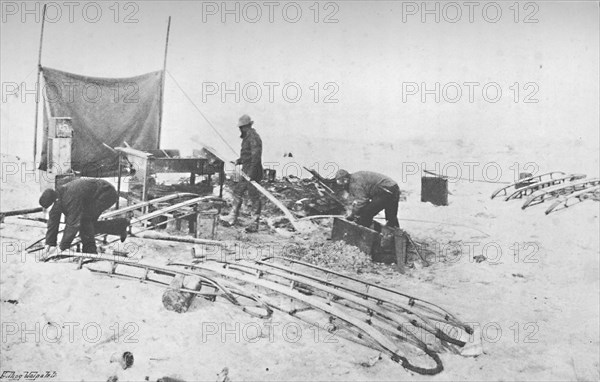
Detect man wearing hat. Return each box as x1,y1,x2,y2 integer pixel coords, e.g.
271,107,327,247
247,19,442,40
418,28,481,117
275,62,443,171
39,178,128,255
334,169,400,228
222,114,263,230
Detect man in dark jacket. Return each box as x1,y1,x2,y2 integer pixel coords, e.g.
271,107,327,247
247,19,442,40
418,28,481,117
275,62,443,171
39,178,128,254
335,169,400,228
222,114,263,229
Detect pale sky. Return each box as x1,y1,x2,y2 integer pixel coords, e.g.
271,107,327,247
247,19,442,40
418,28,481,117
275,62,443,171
1,1,598,162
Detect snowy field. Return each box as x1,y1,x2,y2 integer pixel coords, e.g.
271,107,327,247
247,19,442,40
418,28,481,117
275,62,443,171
1,135,599,381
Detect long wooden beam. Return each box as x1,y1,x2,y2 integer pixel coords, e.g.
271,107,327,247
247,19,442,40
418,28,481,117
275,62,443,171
157,16,171,148
32,4,47,163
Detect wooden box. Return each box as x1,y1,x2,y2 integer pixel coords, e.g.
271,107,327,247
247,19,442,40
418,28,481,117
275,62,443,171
331,217,381,257
421,176,448,206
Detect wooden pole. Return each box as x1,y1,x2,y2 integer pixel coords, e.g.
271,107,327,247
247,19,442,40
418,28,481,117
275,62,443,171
157,16,171,149
33,4,47,164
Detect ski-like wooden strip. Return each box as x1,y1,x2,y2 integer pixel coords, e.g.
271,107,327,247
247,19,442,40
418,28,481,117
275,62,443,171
99,192,200,220
261,256,472,333
490,171,565,199
505,174,586,201
545,185,600,215
522,178,600,209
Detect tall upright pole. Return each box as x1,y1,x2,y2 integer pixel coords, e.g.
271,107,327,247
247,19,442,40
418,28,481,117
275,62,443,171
157,16,171,149
33,4,47,164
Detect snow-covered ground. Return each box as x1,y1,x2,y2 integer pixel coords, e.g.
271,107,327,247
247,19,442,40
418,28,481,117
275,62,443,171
1,136,598,381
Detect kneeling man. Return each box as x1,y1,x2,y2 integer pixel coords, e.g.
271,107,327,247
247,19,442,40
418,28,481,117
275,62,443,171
335,169,400,228
39,178,128,255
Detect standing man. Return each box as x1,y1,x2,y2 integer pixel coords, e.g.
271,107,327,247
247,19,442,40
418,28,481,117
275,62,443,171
39,178,128,255
222,114,263,231
334,169,400,228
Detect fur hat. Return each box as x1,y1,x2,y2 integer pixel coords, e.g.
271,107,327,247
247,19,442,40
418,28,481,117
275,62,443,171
334,169,350,180
237,114,254,127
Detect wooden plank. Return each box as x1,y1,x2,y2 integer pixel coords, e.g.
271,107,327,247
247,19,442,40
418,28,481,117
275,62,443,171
132,230,222,246
99,193,199,220
394,229,408,274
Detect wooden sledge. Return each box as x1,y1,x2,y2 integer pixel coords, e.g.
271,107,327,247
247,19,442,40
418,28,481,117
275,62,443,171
171,258,469,349
43,252,272,319
170,260,445,375
490,171,565,199
545,185,600,215
26,194,225,252
263,256,471,332
504,174,586,201
522,178,600,210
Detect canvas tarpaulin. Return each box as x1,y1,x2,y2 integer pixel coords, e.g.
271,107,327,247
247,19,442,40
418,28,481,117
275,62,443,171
39,67,163,176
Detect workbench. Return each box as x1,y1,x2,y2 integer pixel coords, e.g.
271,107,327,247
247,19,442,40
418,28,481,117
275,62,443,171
115,147,225,238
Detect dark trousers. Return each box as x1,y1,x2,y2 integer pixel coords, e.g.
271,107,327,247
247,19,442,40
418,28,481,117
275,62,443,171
356,185,400,228
79,186,122,253
233,177,262,215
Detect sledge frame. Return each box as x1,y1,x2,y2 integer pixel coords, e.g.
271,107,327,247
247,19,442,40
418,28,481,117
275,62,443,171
263,256,471,333
170,258,469,349
504,174,587,201
169,260,446,375
545,185,600,215
490,171,566,199
522,178,600,209
43,252,272,319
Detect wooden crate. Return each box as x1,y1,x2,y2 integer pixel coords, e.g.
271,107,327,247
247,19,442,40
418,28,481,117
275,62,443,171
421,176,448,206
331,218,381,257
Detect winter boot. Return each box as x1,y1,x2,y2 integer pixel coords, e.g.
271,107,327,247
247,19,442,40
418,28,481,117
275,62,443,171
221,198,242,227
245,202,262,233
